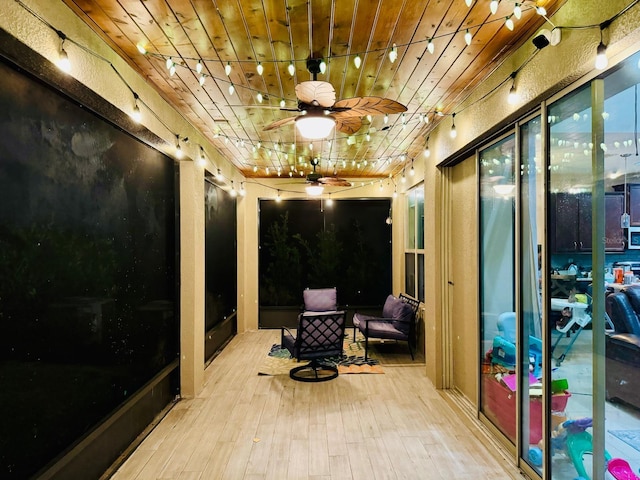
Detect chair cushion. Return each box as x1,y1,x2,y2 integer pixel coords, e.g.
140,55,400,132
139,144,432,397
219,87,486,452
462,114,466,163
355,316,407,341
303,287,337,312
381,295,414,334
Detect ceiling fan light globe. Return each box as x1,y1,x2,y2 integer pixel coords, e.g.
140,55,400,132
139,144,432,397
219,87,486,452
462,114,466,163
295,115,335,139
305,184,324,196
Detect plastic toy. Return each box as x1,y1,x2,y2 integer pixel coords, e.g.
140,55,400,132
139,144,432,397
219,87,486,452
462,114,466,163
608,458,640,480
544,418,611,480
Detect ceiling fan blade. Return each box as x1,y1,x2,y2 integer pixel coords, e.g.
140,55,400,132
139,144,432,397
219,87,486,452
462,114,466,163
295,81,336,108
334,115,363,135
333,96,407,117
319,177,351,187
263,116,296,131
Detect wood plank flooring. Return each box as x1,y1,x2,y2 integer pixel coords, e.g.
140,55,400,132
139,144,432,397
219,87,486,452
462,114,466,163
110,330,525,479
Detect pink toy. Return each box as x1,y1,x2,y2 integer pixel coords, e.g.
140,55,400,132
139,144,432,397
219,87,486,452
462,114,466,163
608,458,640,480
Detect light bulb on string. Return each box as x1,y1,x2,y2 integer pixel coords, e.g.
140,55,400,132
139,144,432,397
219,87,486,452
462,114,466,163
136,44,147,54
507,72,519,104
256,92,263,103
276,190,282,202
595,41,608,70
225,62,231,76
199,74,206,86
280,98,286,108
410,161,415,176
465,0,472,6
169,63,176,76
354,55,362,69
256,62,263,75
427,39,435,54
536,6,547,16
401,169,407,183
228,83,235,95
513,3,522,19
319,60,327,74
196,60,203,74
288,62,295,76
57,35,71,73
239,182,246,196
505,16,514,31
384,114,389,124
464,29,472,46
450,113,457,139
490,0,499,14
424,137,431,158
389,44,398,63
175,135,183,159
131,97,142,123
198,146,206,167
166,57,173,69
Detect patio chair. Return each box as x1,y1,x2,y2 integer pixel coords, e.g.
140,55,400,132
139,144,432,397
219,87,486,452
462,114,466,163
281,309,346,382
352,293,420,360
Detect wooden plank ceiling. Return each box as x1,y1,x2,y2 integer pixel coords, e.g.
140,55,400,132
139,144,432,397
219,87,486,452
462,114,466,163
61,0,562,185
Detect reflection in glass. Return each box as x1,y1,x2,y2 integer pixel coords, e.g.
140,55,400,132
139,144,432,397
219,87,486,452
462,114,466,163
548,84,595,480
603,51,640,477
480,134,516,444
519,116,545,473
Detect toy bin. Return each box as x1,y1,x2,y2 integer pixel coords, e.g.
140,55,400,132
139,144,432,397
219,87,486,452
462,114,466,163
482,375,571,444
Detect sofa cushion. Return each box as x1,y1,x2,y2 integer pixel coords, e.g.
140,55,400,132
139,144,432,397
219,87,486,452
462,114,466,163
381,295,414,334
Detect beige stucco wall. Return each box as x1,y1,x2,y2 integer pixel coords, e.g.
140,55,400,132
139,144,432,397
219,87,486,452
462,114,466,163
421,0,640,394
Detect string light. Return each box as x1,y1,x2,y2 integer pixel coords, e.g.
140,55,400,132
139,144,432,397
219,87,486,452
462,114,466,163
595,41,608,70
384,114,389,124
216,168,224,181
465,0,473,6
256,62,263,75
508,72,519,104
288,62,295,76
56,33,71,72
198,146,206,167
280,98,286,108
239,182,246,196
131,93,142,123
199,74,206,86
225,62,231,76
513,3,522,19
175,135,183,159
136,44,147,55
464,29,472,46
424,136,431,158
319,60,327,74
490,0,499,15
389,44,398,63
505,16,514,31
196,60,203,74
229,83,235,95
536,6,547,16
256,92,263,103
427,39,435,54
230,180,237,196
353,55,362,69
410,160,415,176
276,190,282,202
450,113,457,139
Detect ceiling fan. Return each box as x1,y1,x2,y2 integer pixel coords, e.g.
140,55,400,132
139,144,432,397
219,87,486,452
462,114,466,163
303,158,351,194
264,59,407,139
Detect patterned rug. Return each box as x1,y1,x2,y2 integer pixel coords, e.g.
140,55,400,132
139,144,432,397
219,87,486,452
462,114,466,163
258,337,383,376
608,430,640,452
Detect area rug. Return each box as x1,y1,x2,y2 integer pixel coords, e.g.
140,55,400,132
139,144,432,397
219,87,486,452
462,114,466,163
608,430,640,452
258,338,383,376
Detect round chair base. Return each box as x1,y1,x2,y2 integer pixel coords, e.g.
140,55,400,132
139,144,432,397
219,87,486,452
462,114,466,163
289,361,339,382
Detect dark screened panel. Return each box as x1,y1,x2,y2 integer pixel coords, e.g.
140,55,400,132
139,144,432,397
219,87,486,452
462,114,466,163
0,58,177,478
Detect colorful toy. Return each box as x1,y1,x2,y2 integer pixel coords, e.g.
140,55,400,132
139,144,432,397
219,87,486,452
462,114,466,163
543,418,611,480
608,458,640,480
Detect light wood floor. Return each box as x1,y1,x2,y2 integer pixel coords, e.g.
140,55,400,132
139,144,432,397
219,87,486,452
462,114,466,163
110,330,525,480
